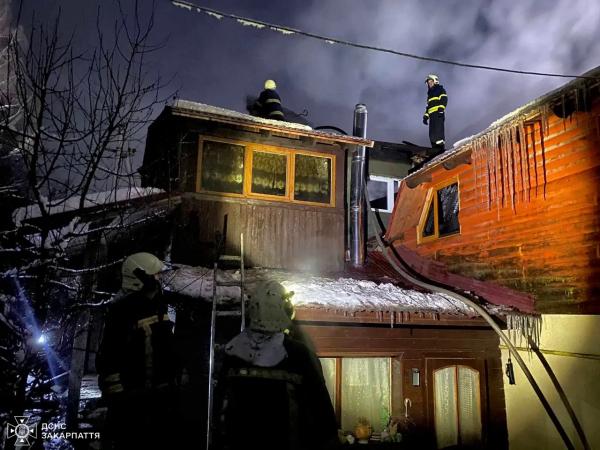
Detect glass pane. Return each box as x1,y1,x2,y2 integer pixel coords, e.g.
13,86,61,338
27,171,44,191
294,154,332,204
423,198,435,237
319,358,337,410
200,140,244,194
458,366,482,446
251,151,287,196
437,183,460,236
434,367,458,449
368,179,389,211
341,358,390,433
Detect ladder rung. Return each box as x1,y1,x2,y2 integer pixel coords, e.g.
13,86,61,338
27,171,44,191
216,281,241,287
219,255,241,262
216,311,242,317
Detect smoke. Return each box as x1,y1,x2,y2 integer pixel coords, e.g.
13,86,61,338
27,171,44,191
13,0,600,147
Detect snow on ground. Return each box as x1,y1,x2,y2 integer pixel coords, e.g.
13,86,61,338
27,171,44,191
163,264,500,316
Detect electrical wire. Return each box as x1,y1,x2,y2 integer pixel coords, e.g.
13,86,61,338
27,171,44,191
171,0,599,80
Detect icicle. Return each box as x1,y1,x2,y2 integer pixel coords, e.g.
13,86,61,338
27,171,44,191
538,107,549,200
507,128,516,213
561,94,567,132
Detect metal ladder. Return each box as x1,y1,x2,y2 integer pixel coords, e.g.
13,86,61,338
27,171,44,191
206,232,245,450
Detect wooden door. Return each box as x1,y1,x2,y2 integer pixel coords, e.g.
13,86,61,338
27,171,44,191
426,358,486,449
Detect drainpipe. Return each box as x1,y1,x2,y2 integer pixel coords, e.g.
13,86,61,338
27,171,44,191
350,104,368,266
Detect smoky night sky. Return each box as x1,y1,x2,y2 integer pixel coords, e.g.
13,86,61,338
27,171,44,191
6,0,600,149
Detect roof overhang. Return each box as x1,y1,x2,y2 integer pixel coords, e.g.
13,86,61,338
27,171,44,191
167,100,374,148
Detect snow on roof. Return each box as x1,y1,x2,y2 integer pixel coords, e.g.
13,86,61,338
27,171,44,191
170,99,374,146
12,187,164,225
163,264,507,317
172,99,313,131
404,65,600,180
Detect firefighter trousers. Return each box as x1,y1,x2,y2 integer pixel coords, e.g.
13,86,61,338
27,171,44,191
428,112,445,150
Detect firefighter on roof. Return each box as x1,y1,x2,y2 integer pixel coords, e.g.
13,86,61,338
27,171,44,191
96,252,177,449
422,74,448,153
215,280,339,450
255,79,286,121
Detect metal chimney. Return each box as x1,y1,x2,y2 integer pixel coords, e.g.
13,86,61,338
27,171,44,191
350,104,368,267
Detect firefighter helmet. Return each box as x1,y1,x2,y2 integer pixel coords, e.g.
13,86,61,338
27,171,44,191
248,280,294,333
264,79,277,90
425,74,440,84
121,252,164,292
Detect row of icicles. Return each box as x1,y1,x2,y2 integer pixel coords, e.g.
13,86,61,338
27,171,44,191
469,104,551,214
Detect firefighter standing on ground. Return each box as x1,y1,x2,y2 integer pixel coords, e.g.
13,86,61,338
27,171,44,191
422,74,448,153
215,280,339,450
96,252,177,449
255,79,286,121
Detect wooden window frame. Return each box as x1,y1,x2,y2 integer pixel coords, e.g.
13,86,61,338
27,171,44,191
196,135,336,207
319,356,399,428
291,150,336,207
417,176,461,244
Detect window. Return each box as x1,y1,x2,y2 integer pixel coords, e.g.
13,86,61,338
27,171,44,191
199,140,245,194
320,357,391,433
198,138,335,206
418,180,460,242
293,153,332,204
367,176,401,213
250,150,287,197
433,365,482,449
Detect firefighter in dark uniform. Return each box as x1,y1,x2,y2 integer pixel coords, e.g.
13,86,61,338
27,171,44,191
255,79,286,121
422,74,448,154
96,252,177,449
215,280,339,450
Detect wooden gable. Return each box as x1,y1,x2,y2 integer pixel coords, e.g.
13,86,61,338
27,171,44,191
387,72,600,313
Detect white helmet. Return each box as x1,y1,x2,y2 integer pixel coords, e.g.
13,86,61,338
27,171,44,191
425,74,440,84
248,280,294,333
264,79,277,90
121,252,164,292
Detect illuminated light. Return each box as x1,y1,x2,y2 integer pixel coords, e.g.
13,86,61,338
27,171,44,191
37,334,46,345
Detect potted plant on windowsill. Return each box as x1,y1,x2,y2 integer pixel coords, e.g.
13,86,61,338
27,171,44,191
354,417,372,444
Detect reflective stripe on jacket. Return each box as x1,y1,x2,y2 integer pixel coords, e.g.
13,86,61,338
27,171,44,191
256,88,285,120
424,84,448,118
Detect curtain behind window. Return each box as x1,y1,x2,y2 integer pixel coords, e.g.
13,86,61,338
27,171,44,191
434,365,482,449
320,357,337,409
341,358,390,432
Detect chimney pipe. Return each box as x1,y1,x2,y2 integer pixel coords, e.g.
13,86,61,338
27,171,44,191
350,104,368,267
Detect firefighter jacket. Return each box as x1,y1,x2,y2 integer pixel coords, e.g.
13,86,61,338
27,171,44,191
424,84,448,119
256,88,285,120
96,291,176,397
215,334,339,450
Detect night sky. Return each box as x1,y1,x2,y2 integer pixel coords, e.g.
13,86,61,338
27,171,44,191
7,0,600,149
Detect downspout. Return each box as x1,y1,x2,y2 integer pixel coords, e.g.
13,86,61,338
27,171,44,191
363,182,579,450
350,104,368,266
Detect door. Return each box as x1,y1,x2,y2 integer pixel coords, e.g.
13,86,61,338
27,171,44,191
427,358,486,449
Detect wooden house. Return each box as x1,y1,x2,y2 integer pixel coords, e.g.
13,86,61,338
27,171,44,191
386,66,600,449
140,100,547,449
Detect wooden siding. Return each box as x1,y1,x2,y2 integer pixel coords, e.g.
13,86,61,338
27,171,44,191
299,324,508,450
387,99,600,313
173,193,345,271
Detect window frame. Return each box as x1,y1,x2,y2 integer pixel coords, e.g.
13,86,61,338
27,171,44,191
367,175,401,213
319,355,398,430
196,136,336,207
417,177,461,244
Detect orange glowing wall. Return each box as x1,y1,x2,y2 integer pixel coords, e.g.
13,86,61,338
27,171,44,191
386,99,600,313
